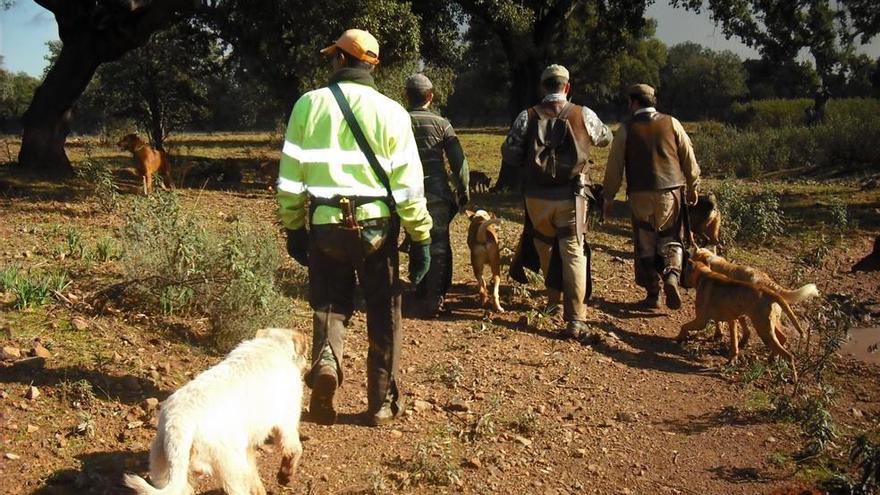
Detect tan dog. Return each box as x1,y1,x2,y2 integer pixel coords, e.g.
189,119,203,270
117,133,173,194
467,209,503,312
679,261,805,380
691,247,819,304
691,247,818,346
124,328,309,495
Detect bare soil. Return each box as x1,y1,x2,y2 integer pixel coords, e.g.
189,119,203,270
1,152,879,495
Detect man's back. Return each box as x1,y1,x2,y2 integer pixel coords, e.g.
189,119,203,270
624,111,685,192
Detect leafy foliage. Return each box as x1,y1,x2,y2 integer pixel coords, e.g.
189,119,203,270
119,192,293,351
205,0,422,107
715,186,785,244
671,0,880,106
659,42,748,119
0,265,71,309
78,21,220,149
0,65,40,132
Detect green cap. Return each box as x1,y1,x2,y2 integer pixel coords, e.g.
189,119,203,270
541,64,569,82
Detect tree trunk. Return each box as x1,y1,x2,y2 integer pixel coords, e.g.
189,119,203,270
18,37,100,176
493,51,543,192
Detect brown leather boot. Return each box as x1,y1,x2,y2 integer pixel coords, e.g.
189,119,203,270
309,364,338,425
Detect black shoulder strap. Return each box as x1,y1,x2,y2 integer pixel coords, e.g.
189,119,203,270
328,83,395,207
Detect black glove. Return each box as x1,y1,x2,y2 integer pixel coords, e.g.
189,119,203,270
408,241,431,285
285,228,309,266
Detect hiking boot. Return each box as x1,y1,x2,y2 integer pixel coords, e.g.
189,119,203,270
663,274,682,310
366,396,406,427
562,321,589,340
309,364,338,425
642,291,661,309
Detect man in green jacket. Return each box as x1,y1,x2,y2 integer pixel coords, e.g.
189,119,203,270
405,73,469,317
277,29,433,426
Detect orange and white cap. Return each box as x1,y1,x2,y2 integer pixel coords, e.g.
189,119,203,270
320,29,380,65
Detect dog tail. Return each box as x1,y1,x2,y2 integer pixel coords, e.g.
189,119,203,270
770,291,807,339
477,218,501,243
124,426,192,495
776,283,819,305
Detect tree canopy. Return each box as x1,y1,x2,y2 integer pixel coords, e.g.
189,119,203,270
660,42,748,119
671,0,880,111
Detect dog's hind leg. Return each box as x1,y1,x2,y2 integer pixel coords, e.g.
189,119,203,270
489,248,504,313
756,317,797,383
274,423,303,486
737,316,751,350
725,320,740,363
147,431,171,488
473,259,488,306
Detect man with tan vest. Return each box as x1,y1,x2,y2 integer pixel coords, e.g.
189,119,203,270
503,64,612,339
602,84,700,309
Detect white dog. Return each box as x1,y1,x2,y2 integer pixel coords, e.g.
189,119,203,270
124,328,309,495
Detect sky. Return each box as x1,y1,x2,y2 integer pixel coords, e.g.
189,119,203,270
1,2,879,77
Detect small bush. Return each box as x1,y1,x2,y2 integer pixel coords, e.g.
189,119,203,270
715,186,785,245
396,438,461,488
94,237,121,262
120,192,293,351
59,379,97,409
65,228,85,259
76,160,120,212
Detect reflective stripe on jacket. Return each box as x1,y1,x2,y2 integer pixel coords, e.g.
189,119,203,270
276,80,432,243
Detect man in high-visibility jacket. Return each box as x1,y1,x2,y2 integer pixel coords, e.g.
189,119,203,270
276,29,432,426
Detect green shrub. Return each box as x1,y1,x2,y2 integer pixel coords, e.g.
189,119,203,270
94,237,121,262
693,115,880,177
0,265,71,309
729,98,880,129
76,160,120,211
66,228,85,259
714,185,785,244
120,192,293,351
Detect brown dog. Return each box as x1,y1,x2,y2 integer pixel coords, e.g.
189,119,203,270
117,133,173,194
679,260,805,380
691,248,819,306
688,193,722,252
469,171,492,193
467,209,503,312
691,247,817,348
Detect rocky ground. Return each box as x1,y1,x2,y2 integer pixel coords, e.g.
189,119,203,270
1,135,879,495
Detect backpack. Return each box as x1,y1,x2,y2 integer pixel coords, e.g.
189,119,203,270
525,102,591,187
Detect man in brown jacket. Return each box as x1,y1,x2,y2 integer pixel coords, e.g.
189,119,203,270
602,84,700,309
502,64,612,339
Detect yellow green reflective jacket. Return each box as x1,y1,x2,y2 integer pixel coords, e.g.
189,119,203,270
276,79,432,243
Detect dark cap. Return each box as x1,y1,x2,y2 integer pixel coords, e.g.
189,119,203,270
627,83,655,98
405,73,433,91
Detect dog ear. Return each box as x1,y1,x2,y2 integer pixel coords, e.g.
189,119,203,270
465,209,475,218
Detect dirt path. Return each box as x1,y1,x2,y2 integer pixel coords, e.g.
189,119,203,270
1,179,878,495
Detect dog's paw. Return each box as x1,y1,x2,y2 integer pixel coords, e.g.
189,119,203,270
493,304,505,313
277,469,293,486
